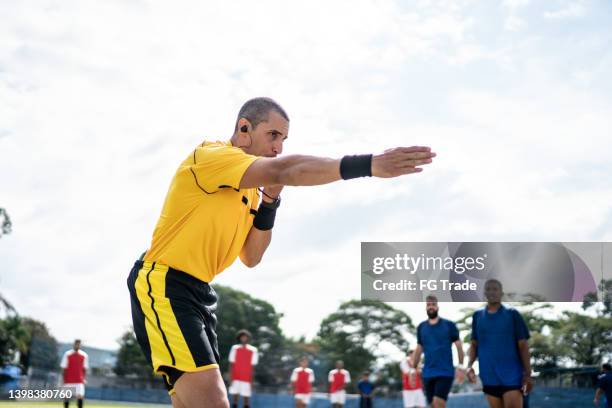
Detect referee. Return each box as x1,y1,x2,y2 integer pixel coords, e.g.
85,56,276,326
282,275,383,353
127,97,436,408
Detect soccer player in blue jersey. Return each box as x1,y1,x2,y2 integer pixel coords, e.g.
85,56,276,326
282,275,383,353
594,363,612,408
467,279,533,408
412,295,465,408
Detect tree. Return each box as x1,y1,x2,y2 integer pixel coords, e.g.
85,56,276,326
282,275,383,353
555,311,612,366
18,318,59,371
214,285,287,386
582,278,612,317
316,299,413,390
114,329,154,379
0,315,27,365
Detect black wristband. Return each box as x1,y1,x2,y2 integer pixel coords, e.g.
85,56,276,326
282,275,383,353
253,204,277,231
340,154,373,180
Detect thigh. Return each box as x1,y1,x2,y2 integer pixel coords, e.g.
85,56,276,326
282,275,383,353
501,389,523,408
173,367,229,408
485,395,505,408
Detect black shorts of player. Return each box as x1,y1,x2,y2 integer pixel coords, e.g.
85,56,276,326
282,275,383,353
127,260,220,395
423,376,454,403
482,384,523,399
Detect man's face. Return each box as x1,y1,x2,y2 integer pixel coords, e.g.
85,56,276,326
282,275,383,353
245,111,289,157
300,358,308,368
484,281,503,303
426,301,438,319
73,340,81,351
239,334,249,345
336,361,344,369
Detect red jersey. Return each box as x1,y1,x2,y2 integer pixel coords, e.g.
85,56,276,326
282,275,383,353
328,369,350,393
229,344,258,382
61,350,88,384
291,367,314,394
400,358,422,390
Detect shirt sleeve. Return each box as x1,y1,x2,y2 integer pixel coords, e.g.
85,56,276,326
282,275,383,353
512,309,530,340
449,320,460,342
471,312,478,341
190,144,259,192
309,369,315,383
83,352,89,370
60,352,68,369
251,347,259,366
229,345,237,363
400,359,409,374
344,370,351,383
416,323,423,346
328,370,334,382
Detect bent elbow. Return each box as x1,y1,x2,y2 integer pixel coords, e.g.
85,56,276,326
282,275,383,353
241,255,262,268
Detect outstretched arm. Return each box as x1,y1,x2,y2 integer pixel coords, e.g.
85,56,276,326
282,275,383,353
239,147,435,188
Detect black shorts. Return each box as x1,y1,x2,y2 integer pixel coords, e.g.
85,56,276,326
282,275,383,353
127,260,220,395
423,376,454,403
482,385,523,399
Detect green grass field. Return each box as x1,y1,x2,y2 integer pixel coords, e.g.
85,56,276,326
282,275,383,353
0,402,169,408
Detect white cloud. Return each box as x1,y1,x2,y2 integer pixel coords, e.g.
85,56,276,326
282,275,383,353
544,3,586,19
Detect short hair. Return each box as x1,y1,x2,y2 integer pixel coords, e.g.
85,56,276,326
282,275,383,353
363,371,371,376
603,363,612,371
74,339,81,343
425,295,438,303
234,97,289,132
485,279,503,290
236,329,252,341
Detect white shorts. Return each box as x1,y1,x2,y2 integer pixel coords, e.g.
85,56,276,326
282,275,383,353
330,390,346,404
403,389,426,407
228,380,252,397
295,393,311,404
63,383,85,398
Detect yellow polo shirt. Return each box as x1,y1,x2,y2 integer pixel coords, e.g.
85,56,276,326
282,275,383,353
144,140,260,282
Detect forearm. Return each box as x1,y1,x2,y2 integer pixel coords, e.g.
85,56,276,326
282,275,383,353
455,341,465,365
467,341,477,368
518,341,532,375
276,155,341,186
240,228,272,267
412,345,423,368
595,388,602,400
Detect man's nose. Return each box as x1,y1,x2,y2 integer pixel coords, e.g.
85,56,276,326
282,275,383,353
273,140,283,155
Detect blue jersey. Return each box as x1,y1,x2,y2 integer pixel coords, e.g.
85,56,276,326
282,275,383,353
471,305,530,386
357,379,375,395
417,318,460,378
598,372,612,408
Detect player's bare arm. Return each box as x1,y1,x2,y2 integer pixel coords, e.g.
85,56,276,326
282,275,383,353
518,339,533,393
239,185,283,267
454,340,465,366
467,340,478,383
239,147,436,189
411,344,423,368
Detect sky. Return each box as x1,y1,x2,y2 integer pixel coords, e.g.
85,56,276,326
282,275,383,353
1,0,611,351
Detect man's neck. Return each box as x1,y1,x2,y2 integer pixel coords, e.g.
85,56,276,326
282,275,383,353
486,302,501,312
428,316,440,324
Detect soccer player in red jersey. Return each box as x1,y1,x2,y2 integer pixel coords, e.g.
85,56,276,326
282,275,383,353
401,350,426,408
60,339,89,408
291,357,315,407
328,360,351,407
228,330,258,408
